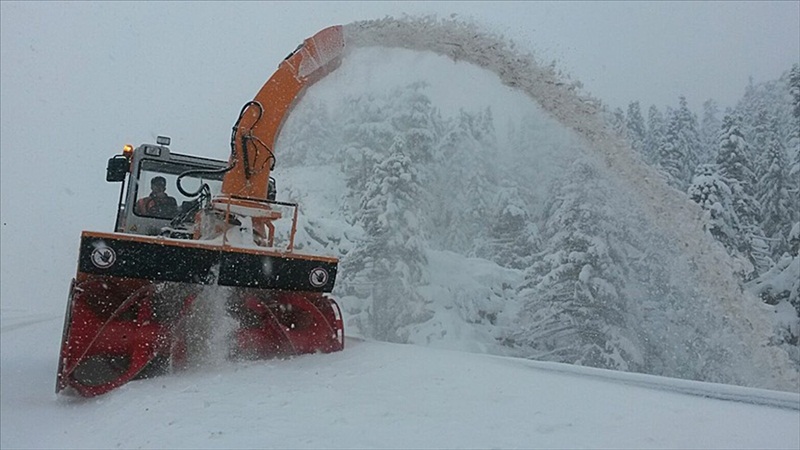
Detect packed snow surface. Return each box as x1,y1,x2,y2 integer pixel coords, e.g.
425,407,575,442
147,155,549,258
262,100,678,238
1,309,798,449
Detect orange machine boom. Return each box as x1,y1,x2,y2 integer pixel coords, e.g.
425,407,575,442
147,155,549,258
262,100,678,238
222,25,345,200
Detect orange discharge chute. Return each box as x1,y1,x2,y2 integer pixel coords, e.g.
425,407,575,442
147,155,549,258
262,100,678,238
222,25,346,199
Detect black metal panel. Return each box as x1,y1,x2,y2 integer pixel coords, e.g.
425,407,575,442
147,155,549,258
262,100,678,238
78,235,337,292
217,251,337,291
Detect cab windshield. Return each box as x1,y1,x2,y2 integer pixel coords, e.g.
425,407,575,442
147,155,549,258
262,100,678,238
135,159,224,219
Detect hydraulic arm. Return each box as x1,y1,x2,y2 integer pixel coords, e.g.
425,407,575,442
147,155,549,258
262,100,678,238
222,25,345,200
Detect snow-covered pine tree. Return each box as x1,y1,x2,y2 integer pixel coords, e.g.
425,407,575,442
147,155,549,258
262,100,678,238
389,81,439,165
428,108,497,253
750,105,774,182
658,97,701,190
743,108,779,274
508,159,644,372
336,82,451,342
427,113,473,251
699,99,721,164
675,97,702,179
474,182,539,270
473,106,497,147
338,93,396,218
732,70,795,190
688,164,741,252
716,113,764,273
610,107,627,138
745,220,800,363
342,137,431,342
758,128,792,250
658,121,687,189
790,64,800,121
643,105,666,167
787,65,800,240
625,101,647,157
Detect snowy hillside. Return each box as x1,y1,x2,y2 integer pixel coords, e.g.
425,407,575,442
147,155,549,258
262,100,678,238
1,309,798,449
258,16,800,393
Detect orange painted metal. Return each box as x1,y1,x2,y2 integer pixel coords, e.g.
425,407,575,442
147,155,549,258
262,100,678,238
222,25,345,200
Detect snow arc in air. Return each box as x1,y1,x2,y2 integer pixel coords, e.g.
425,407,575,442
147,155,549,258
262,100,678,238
341,16,797,387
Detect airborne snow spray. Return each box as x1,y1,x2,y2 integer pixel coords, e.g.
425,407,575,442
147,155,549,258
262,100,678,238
177,265,238,371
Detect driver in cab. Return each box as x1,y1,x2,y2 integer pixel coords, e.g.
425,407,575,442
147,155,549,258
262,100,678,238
136,176,178,219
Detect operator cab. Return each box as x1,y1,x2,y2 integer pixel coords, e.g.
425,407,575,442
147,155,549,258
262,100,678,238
106,136,276,237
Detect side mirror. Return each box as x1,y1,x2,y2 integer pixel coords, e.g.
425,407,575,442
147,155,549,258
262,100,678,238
268,176,277,201
106,155,129,182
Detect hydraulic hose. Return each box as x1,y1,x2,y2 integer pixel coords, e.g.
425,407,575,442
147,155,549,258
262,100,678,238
176,166,232,198
230,101,276,180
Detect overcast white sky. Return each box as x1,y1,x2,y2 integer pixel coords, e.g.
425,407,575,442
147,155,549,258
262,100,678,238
2,1,798,111
1,1,798,307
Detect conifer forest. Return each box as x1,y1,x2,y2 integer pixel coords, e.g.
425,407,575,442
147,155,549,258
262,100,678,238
276,63,800,391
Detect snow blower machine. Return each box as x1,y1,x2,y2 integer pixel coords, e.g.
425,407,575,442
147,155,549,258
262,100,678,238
57,26,346,397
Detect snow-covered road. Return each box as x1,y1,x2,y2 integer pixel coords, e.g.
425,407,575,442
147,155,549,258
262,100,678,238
2,307,798,449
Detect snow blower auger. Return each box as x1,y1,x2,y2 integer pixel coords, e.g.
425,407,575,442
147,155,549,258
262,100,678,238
57,26,346,397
